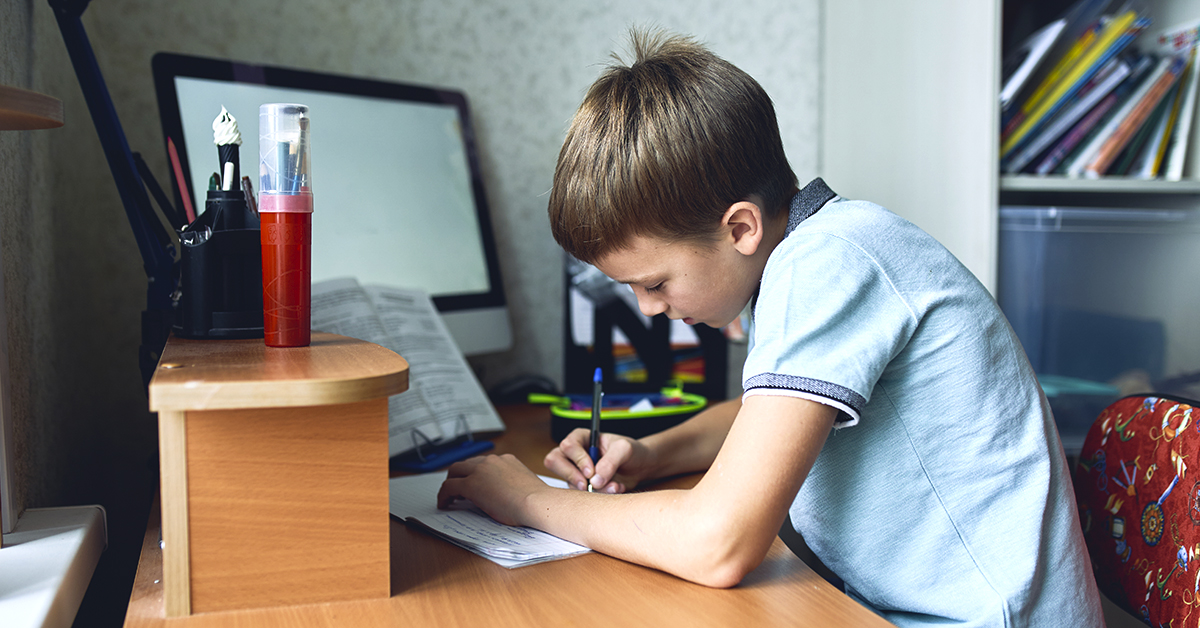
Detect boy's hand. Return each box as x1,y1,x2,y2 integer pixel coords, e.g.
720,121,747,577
544,428,652,493
437,454,548,527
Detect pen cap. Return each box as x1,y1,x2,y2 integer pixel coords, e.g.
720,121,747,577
258,103,312,205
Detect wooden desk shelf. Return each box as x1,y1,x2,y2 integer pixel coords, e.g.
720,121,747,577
149,333,408,616
0,85,64,130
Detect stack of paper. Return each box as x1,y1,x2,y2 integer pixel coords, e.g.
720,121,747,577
389,473,591,568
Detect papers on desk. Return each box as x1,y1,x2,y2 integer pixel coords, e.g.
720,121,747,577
390,473,591,568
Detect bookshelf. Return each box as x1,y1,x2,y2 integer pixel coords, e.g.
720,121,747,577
1001,175,1200,194
822,5,1197,622
820,0,1200,294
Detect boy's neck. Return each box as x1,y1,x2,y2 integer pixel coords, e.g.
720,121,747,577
758,202,793,259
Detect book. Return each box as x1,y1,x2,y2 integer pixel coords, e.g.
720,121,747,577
1001,8,1148,159
1003,56,1131,173
1003,0,1114,126
1165,51,1199,179
1084,54,1186,177
1037,54,1155,175
1002,19,1102,142
311,277,505,459
1132,77,1184,177
1036,91,1121,174
1065,53,1168,176
1153,19,1200,180
1150,52,1192,175
1001,18,1068,110
1115,84,1177,175
389,472,591,568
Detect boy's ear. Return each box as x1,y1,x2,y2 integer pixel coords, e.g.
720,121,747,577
723,200,766,256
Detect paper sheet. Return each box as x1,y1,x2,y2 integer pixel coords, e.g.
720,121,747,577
312,278,504,457
389,473,591,568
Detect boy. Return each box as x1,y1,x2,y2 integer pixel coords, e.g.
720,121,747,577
438,31,1103,626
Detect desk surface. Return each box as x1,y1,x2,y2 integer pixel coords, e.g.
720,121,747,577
124,405,892,627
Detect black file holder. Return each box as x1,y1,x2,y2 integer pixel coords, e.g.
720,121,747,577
562,258,728,404
175,190,263,339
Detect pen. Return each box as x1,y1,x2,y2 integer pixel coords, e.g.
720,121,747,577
588,367,602,492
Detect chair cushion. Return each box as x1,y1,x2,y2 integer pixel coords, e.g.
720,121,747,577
1074,394,1200,624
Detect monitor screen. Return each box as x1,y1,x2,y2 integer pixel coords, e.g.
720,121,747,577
152,53,511,355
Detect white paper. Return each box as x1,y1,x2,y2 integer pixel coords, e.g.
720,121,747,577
389,472,591,568
312,278,504,457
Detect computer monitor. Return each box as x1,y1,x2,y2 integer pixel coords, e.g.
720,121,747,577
151,53,512,355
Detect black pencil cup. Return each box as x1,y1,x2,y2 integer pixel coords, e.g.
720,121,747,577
174,190,264,339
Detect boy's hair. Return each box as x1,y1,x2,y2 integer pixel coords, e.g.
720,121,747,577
548,30,797,264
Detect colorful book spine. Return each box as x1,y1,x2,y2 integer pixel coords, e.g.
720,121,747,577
1003,57,1131,174
1067,54,1167,177
1015,20,1100,122
1035,92,1120,175
1116,87,1176,175
1000,10,1144,159
1161,22,1200,181
1085,55,1186,177
1138,77,1185,177
1037,54,1155,175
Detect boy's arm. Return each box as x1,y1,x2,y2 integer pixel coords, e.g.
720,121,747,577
640,396,742,478
546,397,742,492
438,394,836,588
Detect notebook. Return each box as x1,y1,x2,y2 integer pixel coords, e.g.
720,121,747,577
389,472,591,568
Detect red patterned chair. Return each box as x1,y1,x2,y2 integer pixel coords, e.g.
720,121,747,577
1075,394,1200,625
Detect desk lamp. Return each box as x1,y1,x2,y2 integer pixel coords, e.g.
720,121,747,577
48,0,182,387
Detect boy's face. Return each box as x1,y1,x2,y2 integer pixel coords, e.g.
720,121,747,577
594,234,759,329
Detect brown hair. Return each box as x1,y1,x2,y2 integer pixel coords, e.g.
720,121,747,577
548,29,797,263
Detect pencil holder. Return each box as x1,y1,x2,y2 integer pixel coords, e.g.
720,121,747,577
175,192,264,339
258,103,313,347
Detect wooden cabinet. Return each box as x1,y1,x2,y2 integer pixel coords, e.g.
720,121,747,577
148,332,408,616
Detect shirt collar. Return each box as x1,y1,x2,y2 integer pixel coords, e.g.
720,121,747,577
785,177,838,236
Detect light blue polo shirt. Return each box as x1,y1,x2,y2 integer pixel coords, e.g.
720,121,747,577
742,179,1101,627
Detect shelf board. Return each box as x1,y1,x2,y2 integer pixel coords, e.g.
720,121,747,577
1001,175,1200,195
0,85,64,131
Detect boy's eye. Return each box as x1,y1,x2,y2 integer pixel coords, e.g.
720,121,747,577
645,282,664,294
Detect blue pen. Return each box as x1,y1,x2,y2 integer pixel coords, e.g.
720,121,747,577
588,367,602,492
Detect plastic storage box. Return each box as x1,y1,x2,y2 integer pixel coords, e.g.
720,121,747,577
998,206,1200,454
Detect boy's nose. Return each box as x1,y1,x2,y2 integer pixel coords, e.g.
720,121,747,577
636,294,668,317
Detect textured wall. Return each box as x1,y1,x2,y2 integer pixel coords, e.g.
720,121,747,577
0,0,34,524
15,0,817,621
32,0,820,392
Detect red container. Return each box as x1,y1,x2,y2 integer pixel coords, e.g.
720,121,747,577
260,194,312,347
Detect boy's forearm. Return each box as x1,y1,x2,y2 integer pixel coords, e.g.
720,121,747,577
520,395,834,588
521,481,757,588
640,397,741,481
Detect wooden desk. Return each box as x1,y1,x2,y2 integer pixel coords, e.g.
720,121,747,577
126,404,893,627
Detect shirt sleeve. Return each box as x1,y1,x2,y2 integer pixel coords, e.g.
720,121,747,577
742,231,919,427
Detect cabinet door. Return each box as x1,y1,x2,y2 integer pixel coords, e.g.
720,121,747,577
821,0,1000,292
